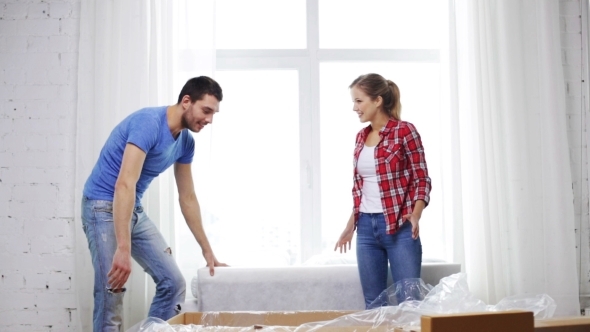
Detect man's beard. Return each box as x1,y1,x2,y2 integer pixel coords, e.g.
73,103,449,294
181,113,191,132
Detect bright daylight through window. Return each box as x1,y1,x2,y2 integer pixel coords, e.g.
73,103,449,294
173,0,448,286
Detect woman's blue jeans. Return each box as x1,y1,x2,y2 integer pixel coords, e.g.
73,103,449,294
356,212,422,309
81,197,186,331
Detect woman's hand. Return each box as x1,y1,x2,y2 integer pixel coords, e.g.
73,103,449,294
404,200,426,240
334,223,355,253
402,213,420,239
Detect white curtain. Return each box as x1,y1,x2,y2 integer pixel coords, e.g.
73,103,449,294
445,0,580,316
74,0,176,329
168,0,218,297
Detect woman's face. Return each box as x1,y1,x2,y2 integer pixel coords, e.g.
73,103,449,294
350,86,382,123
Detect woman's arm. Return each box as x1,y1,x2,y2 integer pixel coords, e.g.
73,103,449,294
403,122,432,207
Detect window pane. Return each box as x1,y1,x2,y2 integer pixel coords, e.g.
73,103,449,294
319,62,444,261
319,0,445,49
175,70,301,278
216,0,306,49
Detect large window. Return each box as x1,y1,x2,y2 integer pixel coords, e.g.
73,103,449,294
202,70,302,266
319,61,443,258
174,0,449,282
216,0,307,49
319,0,443,49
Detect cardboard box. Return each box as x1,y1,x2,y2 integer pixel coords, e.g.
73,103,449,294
168,310,355,327
420,311,534,332
167,310,590,332
168,310,406,331
167,310,539,331
534,316,590,331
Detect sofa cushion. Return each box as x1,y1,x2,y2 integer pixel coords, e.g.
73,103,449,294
192,262,461,311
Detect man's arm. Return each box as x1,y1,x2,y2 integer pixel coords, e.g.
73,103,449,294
174,162,226,276
107,143,146,290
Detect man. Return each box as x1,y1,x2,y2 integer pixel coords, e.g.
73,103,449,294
81,76,227,331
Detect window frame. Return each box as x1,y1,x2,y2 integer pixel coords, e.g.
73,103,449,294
214,0,441,262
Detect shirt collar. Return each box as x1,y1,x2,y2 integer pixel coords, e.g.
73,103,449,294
381,118,398,134
360,118,398,139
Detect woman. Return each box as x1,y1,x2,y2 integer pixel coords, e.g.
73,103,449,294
334,73,432,309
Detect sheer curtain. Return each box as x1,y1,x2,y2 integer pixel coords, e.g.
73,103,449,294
74,0,177,329
170,0,217,295
445,0,580,316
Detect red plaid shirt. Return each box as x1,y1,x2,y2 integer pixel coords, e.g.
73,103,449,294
352,119,431,235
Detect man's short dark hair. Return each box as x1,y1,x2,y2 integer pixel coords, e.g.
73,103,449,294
177,76,223,104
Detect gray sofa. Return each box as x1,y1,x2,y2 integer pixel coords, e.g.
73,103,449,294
190,261,461,311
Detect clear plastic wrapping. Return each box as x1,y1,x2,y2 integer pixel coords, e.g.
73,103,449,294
127,273,556,332
490,294,556,319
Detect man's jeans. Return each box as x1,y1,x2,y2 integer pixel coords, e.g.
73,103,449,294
355,212,422,309
81,197,186,331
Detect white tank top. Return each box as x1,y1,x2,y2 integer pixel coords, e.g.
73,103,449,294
357,145,383,213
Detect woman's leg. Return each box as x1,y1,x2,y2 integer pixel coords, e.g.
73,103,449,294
355,213,389,309
383,221,422,303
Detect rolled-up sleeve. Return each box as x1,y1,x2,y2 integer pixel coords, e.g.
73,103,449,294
403,122,431,206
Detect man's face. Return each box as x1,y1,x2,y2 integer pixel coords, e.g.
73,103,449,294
181,94,220,133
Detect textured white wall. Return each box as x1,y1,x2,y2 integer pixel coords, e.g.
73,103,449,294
0,0,587,330
0,0,80,330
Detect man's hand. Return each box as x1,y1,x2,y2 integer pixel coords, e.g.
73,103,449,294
203,251,228,276
107,248,132,290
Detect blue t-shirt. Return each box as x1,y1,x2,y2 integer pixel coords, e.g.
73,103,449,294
83,106,195,206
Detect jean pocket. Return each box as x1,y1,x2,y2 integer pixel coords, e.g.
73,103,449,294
94,211,114,222
393,222,416,241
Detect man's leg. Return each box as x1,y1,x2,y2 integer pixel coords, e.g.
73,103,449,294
130,207,186,320
81,198,125,332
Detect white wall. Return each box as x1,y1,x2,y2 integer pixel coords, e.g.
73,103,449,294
0,0,587,330
0,0,80,330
